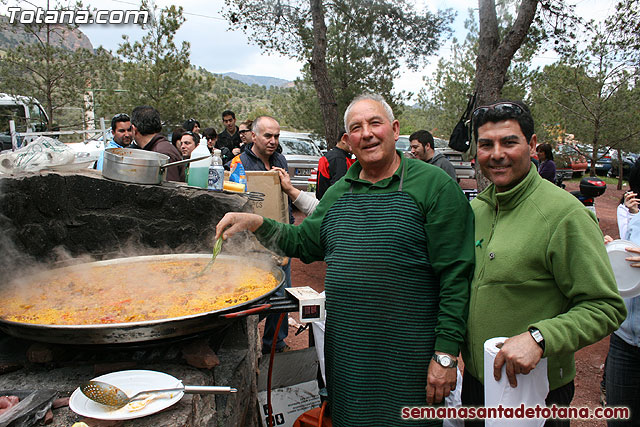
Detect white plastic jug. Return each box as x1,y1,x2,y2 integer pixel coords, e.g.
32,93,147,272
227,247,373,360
187,141,211,188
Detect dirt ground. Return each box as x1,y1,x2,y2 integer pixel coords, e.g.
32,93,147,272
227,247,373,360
262,176,627,426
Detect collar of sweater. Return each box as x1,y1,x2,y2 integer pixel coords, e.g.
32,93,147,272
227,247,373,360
243,143,282,167
477,163,542,211
141,133,165,151
428,151,444,163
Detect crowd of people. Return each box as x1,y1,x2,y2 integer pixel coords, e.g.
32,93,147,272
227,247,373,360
96,104,461,191
96,96,636,426
96,108,257,178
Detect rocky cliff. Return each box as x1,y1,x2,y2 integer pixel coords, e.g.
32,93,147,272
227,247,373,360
0,14,93,52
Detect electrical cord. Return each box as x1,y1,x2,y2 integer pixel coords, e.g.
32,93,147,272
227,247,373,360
267,312,286,427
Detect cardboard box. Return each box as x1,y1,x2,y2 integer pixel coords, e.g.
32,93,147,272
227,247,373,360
257,347,321,427
257,380,321,427
225,170,289,223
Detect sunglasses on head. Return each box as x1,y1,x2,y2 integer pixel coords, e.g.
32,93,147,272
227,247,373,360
472,102,524,122
112,113,130,121
239,129,250,134
183,131,195,137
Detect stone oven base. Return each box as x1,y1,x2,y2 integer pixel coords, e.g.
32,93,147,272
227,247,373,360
0,170,270,425
0,318,261,427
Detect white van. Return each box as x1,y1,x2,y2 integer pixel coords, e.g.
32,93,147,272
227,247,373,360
0,93,49,151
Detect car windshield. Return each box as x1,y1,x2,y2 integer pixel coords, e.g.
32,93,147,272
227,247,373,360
557,145,582,156
307,134,326,151
279,137,322,156
434,138,448,149
396,136,410,151
0,105,27,132
397,136,449,151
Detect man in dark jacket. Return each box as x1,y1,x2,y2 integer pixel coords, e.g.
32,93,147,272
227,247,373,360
237,115,294,353
316,130,355,199
217,110,241,155
131,105,184,182
238,116,295,225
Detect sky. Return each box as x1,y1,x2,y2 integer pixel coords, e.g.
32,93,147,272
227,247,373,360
0,0,620,102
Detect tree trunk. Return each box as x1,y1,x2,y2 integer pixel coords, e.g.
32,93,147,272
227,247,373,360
617,148,623,190
45,24,55,130
590,121,600,177
309,0,339,149
590,144,598,178
474,0,539,190
475,0,538,106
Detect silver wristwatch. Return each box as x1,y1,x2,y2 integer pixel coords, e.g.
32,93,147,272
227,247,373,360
529,327,545,351
432,353,457,368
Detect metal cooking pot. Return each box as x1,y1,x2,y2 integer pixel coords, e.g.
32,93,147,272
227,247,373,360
0,254,285,345
102,148,208,185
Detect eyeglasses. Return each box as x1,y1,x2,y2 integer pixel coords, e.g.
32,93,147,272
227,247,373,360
112,113,130,121
472,102,524,122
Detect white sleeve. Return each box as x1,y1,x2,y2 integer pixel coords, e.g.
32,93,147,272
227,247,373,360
293,191,320,216
617,203,635,239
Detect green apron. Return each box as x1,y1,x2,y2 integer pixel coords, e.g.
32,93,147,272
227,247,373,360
320,163,442,426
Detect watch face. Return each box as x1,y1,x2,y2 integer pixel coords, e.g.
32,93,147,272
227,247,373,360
439,355,453,367
530,329,543,342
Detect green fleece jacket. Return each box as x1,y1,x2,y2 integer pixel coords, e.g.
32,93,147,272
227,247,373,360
462,165,626,390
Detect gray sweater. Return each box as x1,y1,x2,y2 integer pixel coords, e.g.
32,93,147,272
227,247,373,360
428,151,457,181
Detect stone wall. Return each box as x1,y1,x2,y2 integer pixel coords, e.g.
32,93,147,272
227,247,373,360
0,317,261,426
0,169,251,276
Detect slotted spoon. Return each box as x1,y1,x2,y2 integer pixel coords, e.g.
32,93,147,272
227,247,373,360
80,380,236,409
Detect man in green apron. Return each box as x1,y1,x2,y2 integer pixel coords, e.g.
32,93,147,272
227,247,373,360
217,94,475,426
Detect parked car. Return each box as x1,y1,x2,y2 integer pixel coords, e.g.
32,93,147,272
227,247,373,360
396,136,411,152
433,137,475,180
0,93,49,152
584,150,613,176
594,155,613,176
609,154,638,180
396,135,475,180
279,131,322,191
300,132,327,154
554,144,588,179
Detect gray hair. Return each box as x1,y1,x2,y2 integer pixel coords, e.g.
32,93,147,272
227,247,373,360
343,94,395,131
252,115,278,134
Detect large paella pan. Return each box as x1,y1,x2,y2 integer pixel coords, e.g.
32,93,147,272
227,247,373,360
0,254,284,345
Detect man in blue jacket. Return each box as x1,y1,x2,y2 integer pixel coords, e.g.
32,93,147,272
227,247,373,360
238,115,294,353
95,113,132,171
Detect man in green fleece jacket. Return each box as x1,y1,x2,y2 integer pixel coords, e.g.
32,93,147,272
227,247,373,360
217,94,475,426
461,100,626,426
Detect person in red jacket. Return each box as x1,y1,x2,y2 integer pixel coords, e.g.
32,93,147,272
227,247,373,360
316,130,355,199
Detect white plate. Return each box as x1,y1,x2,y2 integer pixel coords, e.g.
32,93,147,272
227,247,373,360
69,370,184,420
606,239,640,298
